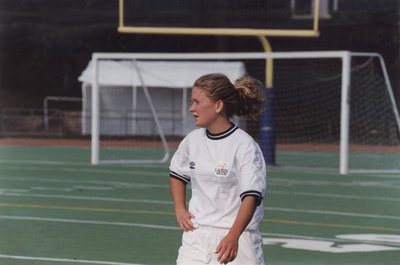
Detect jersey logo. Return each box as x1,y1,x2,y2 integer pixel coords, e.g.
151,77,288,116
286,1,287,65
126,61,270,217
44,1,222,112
215,163,229,176
189,161,196,169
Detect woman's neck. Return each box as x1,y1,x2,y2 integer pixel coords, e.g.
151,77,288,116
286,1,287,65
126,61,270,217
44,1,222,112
207,119,232,135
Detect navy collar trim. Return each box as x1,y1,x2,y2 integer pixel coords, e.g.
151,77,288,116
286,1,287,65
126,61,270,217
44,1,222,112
206,123,238,140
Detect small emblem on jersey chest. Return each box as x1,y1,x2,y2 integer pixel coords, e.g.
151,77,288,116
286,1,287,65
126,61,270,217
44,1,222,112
189,161,196,169
215,162,229,176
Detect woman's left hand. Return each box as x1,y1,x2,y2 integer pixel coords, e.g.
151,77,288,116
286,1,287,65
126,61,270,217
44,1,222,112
215,233,239,264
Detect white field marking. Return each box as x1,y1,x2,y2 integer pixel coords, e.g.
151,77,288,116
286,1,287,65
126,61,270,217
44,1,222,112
267,182,294,187
2,174,398,192
0,159,169,172
2,215,400,254
0,159,88,166
1,176,398,203
373,174,400,179
0,215,181,230
1,168,398,189
268,167,400,179
277,151,337,157
0,254,147,265
336,234,400,245
1,158,399,180
1,197,397,224
264,207,400,221
0,192,20,196
3,213,399,248
1,185,398,206
262,237,400,253
260,233,400,247
31,186,114,193
0,164,166,177
269,190,400,202
0,189,398,207
353,180,400,186
1,193,397,223
271,177,400,189
73,186,114,191
31,187,74,192
352,180,400,187
0,176,169,189
278,150,400,162
0,192,173,205
0,188,29,193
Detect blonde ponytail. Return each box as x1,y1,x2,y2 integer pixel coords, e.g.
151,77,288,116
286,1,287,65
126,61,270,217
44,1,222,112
234,77,265,117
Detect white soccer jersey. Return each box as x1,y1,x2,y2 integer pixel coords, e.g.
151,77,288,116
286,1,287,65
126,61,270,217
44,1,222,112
170,124,267,231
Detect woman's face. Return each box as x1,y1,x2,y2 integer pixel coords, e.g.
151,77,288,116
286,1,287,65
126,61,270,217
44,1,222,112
189,86,219,129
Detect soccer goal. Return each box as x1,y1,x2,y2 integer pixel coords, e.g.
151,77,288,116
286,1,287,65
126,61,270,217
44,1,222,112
87,51,400,174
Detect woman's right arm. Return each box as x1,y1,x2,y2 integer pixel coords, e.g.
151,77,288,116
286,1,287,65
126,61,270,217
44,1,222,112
169,177,195,232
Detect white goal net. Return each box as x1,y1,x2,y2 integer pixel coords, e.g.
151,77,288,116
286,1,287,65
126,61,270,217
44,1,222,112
85,51,400,174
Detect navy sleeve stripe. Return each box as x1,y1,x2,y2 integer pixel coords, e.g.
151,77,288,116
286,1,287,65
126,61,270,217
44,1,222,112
240,190,263,206
170,170,190,185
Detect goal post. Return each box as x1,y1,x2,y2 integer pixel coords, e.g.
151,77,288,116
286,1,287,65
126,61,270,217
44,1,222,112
86,51,400,174
90,56,170,165
340,52,351,174
346,52,400,174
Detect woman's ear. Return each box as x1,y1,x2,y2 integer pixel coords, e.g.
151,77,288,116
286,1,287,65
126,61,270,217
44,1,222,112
215,100,224,114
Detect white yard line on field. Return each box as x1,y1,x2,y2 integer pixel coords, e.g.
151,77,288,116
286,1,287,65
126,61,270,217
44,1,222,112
0,254,147,265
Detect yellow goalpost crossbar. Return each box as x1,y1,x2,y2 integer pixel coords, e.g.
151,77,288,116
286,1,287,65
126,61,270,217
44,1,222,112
118,0,320,37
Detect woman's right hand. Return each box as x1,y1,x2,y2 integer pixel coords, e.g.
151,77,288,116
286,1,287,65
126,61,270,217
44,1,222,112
170,177,196,232
175,208,196,232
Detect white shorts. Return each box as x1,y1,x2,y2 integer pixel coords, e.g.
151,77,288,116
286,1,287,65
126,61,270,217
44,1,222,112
176,226,265,265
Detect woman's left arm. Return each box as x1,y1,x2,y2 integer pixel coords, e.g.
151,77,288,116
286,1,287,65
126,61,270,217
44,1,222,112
215,196,257,264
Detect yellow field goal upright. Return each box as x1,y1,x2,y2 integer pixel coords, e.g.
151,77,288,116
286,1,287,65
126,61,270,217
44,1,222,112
118,0,321,37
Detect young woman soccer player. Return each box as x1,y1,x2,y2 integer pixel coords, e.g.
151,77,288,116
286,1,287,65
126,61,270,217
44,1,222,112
169,73,267,265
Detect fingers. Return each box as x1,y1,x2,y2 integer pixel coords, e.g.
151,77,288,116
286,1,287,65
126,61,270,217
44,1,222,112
179,218,195,232
215,242,222,255
176,210,196,232
231,250,238,262
217,248,237,264
215,242,238,264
